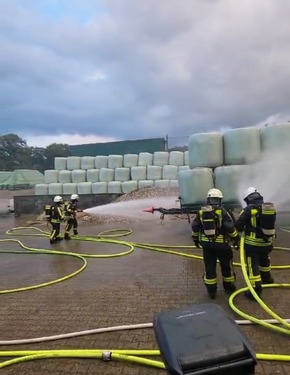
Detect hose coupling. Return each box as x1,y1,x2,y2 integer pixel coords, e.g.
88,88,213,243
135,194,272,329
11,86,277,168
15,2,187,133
102,351,112,361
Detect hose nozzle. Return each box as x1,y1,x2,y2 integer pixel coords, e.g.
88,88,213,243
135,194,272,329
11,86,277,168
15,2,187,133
143,207,155,213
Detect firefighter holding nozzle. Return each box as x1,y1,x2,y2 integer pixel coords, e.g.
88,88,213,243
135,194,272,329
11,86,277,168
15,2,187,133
191,188,240,299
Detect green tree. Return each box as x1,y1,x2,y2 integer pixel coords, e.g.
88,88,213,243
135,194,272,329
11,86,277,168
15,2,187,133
0,134,32,170
44,143,72,170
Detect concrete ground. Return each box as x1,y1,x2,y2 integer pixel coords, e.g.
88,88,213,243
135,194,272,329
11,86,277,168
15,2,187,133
0,209,289,374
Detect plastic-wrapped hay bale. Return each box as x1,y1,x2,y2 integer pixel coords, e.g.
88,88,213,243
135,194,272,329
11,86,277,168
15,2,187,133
131,166,146,181
63,183,78,195
92,182,108,194
138,152,153,166
178,165,190,172
215,165,252,203
260,122,290,154
124,154,139,168
188,132,223,168
71,169,86,183
58,170,72,183
169,180,179,188
147,165,162,180
108,154,123,169
224,127,261,165
122,181,138,194
95,155,108,169
99,168,114,182
153,151,169,166
108,181,122,194
154,179,170,188
138,180,154,189
54,157,67,170
77,182,92,195
184,151,189,166
67,156,81,170
81,156,95,170
114,167,130,182
178,168,214,205
48,183,63,196
45,170,59,184
86,169,100,182
35,184,49,195
162,165,178,180
169,151,184,166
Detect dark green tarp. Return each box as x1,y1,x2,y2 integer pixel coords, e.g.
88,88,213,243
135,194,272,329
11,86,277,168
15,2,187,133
0,169,44,190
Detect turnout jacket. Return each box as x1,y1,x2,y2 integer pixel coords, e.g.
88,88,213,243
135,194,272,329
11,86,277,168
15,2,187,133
192,206,239,244
65,201,78,219
50,203,65,224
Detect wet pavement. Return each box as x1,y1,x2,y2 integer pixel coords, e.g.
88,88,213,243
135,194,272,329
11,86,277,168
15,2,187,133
0,213,289,374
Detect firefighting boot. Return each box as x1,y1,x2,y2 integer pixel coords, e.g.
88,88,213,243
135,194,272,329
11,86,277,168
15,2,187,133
261,275,274,284
73,230,78,235
224,284,236,295
64,233,71,240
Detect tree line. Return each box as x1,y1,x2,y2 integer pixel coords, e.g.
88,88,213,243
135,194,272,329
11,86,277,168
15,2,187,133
0,134,72,173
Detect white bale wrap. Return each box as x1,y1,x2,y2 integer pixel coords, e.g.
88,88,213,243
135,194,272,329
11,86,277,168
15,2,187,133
169,151,184,166
178,168,214,205
58,170,72,183
92,182,108,194
114,167,130,182
108,154,123,169
178,165,190,172
260,122,290,154
81,156,95,170
35,184,48,195
188,132,223,168
224,127,261,165
45,170,59,184
108,181,122,194
67,156,81,170
71,169,86,183
99,168,114,182
86,169,100,183
147,165,162,180
63,183,78,195
54,157,67,170
154,179,170,188
184,151,189,166
131,166,146,181
153,151,169,166
138,152,153,166
162,165,178,180
122,181,138,194
124,154,139,168
95,155,108,169
48,183,63,196
77,182,92,195
215,165,252,203
138,180,154,189
169,180,179,188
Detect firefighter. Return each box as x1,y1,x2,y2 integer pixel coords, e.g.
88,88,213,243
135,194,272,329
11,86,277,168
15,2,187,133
235,187,276,300
64,194,81,240
191,188,240,299
49,195,65,244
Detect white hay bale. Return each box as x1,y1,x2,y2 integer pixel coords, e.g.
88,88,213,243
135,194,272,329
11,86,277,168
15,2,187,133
45,170,59,184
178,165,190,172
147,165,162,180
35,184,49,195
169,180,179,188
153,151,169,166
99,168,114,182
154,179,170,188
58,170,72,183
169,151,184,166
92,182,108,194
48,183,63,196
131,166,146,181
138,152,153,166
260,122,290,153
108,154,123,169
188,132,223,168
184,151,189,165
81,156,95,170
122,181,138,194
86,169,100,183
114,167,130,182
124,154,139,168
162,165,178,180
67,156,81,170
108,181,122,194
54,157,67,170
77,182,92,195
138,180,154,189
63,183,78,195
95,155,108,169
71,169,86,183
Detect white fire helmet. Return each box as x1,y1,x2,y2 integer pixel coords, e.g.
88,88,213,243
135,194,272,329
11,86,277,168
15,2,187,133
71,194,79,201
243,187,259,200
54,195,63,203
207,188,223,199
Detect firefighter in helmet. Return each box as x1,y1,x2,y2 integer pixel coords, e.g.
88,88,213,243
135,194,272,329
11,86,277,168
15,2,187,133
64,194,81,240
235,187,276,300
191,188,240,299
49,195,65,244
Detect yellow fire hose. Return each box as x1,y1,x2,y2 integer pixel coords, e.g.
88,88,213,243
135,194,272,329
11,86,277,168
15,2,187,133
0,226,289,370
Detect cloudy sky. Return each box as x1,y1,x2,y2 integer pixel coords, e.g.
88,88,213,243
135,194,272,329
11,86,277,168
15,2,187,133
1,0,290,147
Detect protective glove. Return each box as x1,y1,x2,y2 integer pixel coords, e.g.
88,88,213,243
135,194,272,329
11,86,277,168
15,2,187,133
232,236,240,250
192,237,201,248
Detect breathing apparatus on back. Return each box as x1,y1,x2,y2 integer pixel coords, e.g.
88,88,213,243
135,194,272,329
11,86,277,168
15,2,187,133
200,189,223,240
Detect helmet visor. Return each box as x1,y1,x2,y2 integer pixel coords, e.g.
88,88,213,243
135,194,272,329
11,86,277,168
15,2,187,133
208,197,221,206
